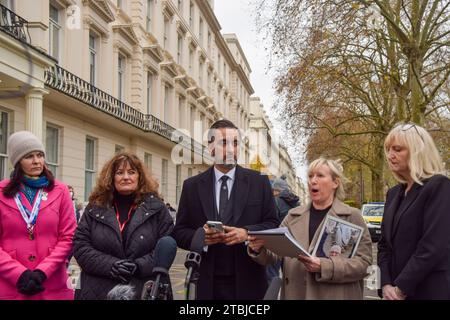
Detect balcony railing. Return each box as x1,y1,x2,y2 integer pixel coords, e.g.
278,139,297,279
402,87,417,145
44,64,208,157
0,3,30,44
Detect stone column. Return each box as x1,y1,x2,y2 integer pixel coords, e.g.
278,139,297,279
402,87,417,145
25,87,48,141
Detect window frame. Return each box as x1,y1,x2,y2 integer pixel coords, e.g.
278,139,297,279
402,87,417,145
89,32,97,85
49,3,61,60
118,53,126,101
0,110,9,181
84,136,97,201
161,159,168,198
45,124,60,178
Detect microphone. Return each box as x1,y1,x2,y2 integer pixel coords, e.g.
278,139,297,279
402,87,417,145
107,284,136,300
141,236,177,300
263,277,282,300
184,228,205,300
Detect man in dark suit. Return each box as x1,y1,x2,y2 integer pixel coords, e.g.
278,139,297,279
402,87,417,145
172,119,280,300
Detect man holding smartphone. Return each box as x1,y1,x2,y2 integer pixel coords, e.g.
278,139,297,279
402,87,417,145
172,119,279,300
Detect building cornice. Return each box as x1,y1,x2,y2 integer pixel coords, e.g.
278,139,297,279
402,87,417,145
112,24,139,45
143,44,164,63
82,0,115,23
162,0,176,19
223,34,252,72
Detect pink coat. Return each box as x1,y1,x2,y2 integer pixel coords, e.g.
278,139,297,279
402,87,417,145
0,179,77,300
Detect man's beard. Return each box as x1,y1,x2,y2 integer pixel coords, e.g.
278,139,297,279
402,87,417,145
221,162,236,169
216,154,237,168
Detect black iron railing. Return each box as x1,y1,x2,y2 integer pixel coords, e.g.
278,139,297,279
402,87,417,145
44,64,209,156
0,3,30,44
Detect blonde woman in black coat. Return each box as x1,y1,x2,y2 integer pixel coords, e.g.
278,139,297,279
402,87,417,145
378,123,450,300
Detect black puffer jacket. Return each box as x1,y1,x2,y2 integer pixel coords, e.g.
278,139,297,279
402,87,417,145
73,193,174,300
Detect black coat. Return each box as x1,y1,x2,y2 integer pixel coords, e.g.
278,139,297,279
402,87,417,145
378,174,450,299
172,165,280,300
73,193,174,300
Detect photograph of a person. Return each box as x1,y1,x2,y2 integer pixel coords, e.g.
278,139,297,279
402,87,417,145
312,215,364,259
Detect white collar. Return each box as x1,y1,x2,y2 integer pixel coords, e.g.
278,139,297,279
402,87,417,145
214,166,236,184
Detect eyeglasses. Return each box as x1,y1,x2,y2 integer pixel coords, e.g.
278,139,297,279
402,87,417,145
394,122,424,142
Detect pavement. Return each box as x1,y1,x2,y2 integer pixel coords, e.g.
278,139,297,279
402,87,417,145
69,243,380,300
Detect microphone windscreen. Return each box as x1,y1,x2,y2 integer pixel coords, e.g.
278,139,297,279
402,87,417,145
107,284,136,300
263,277,282,300
190,228,205,253
153,236,177,271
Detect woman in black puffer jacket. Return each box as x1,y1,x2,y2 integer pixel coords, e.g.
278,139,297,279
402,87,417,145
73,152,174,300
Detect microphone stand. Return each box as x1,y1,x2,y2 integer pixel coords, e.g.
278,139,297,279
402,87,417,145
142,267,173,300
184,251,201,300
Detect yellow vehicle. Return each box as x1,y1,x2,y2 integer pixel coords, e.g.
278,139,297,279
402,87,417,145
361,202,384,242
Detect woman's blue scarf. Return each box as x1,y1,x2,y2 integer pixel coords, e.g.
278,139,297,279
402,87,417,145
21,176,49,205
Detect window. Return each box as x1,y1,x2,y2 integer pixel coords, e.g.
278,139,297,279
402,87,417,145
190,105,195,134
45,125,59,177
49,4,60,59
223,63,226,84
189,48,193,73
176,165,181,204
0,111,9,180
144,152,152,170
115,145,124,153
117,0,122,8
85,137,96,200
207,71,211,95
164,18,169,49
177,34,183,64
177,0,182,12
217,87,220,110
161,159,168,198
146,71,153,114
200,113,204,138
217,54,221,76
188,168,192,178
199,60,203,87
118,54,125,101
89,33,97,84
178,96,185,128
199,17,203,46
146,0,153,32
207,31,211,54
0,0,13,10
163,84,171,122
189,1,194,28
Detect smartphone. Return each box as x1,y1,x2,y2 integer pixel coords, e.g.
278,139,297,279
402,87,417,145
206,220,224,233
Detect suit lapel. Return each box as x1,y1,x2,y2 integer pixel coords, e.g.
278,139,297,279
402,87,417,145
392,184,422,238
198,167,216,221
232,165,249,224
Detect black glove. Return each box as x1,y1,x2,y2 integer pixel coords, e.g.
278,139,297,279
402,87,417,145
120,261,137,276
110,260,137,283
31,269,47,284
16,270,45,296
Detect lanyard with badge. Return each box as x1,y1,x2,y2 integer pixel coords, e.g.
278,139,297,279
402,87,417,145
14,189,44,240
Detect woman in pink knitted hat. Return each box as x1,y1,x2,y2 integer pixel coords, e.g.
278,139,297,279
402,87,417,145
0,131,77,300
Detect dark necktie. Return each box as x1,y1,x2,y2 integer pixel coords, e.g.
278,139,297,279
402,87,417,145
219,175,229,220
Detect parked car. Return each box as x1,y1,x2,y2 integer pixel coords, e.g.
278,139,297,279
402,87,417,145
361,202,384,242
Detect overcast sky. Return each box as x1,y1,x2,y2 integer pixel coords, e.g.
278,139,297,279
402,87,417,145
213,1,308,182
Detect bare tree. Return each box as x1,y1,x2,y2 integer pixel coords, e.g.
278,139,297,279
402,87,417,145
254,0,450,200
